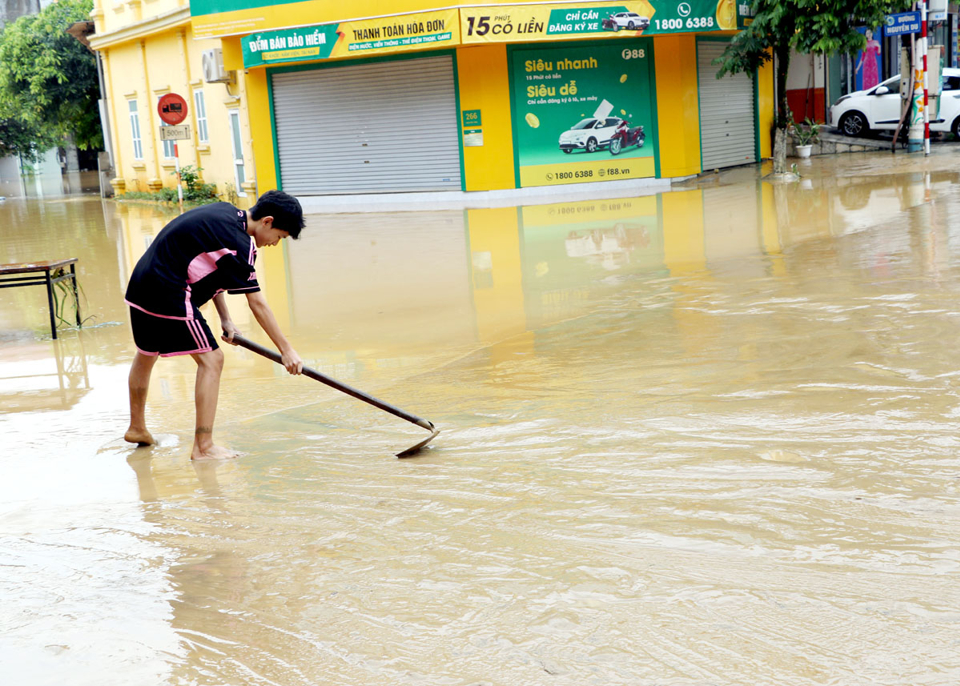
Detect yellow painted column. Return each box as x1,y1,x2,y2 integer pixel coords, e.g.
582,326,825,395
653,34,702,178
242,67,278,192
179,29,202,170
221,35,259,203
757,56,775,159
456,44,516,191
139,39,162,185
102,51,125,182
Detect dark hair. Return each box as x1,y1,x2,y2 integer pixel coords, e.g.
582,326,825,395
250,190,305,239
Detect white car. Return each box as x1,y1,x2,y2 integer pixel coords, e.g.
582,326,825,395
602,12,650,30
559,117,623,153
830,68,960,138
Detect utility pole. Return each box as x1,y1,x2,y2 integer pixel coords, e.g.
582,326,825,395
921,0,930,155
908,2,924,152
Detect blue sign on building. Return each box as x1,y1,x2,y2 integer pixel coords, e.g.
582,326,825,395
884,11,921,36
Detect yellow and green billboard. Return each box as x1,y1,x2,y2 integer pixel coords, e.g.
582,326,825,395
191,0,458,39
241,10,459,67
193,0,737,41
510,40,656,187
461,1,737,44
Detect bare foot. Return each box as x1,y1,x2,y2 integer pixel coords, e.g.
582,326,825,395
191,443,238,461
124,427,155,446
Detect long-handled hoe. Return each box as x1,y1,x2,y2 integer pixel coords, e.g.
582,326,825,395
232,334,439,458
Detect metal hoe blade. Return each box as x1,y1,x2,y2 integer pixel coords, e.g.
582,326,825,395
232,335,440,458
396,425,440,459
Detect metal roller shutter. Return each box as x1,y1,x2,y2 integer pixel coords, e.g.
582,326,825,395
697,40,757,170
272,56,461,195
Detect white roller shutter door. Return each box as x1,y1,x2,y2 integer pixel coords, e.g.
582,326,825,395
272,56,461,195
697,40,757,170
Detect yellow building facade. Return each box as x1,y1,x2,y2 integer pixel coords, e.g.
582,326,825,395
92,0,774,202
90,0,259,204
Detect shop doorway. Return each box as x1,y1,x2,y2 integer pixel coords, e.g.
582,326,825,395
271,55,462,195
697,38,758,170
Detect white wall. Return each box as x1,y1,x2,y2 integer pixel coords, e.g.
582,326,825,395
785,48,825,91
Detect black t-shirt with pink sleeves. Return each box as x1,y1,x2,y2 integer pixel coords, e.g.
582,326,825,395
125,202,260,320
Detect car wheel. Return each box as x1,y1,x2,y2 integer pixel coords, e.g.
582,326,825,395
610,138,622,155
586,137,598,153
562,149,572,154
952,117,960,139
840,111,869,137
628,21,635,29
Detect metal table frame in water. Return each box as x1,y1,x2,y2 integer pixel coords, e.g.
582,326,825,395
0,258,81,339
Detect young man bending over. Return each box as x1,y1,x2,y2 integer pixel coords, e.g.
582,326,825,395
124,190,305,459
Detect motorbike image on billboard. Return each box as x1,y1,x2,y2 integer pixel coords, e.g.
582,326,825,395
510,40,656,187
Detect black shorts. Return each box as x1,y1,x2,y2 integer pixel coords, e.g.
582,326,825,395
130,307,219,357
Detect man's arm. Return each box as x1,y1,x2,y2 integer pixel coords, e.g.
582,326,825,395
213,292,242,342
245,291,303,375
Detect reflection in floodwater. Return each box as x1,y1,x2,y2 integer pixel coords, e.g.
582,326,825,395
0,337,90,413
2,153,960,684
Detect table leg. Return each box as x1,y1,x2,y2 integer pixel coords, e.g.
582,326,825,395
45,270,58,340
70,263,81,327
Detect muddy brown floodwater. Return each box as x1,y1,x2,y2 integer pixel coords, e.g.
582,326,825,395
2,153,960,685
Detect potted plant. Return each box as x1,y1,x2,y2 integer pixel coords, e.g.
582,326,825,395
790,118,821,159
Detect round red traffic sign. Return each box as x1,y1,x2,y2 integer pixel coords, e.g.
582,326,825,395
157,93,188,125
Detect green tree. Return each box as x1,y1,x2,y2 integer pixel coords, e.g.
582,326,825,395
0,117,50,161
715,0,910,174
0,0,102,159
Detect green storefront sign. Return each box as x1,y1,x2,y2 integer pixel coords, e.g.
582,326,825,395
510,40,657,187
242,21,455,68
243,26,339,67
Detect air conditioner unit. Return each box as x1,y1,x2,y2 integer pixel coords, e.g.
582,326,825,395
202,48,233,84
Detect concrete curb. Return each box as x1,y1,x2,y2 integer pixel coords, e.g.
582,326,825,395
299,175,694,214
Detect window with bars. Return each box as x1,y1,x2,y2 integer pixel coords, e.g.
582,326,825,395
229,110,246,196
128,99,143,160
193,89,209,143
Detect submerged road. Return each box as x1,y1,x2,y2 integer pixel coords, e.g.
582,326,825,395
2,153,960,684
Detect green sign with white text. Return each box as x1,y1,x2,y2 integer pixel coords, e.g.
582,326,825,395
241,10,460,67
510,40,657,187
